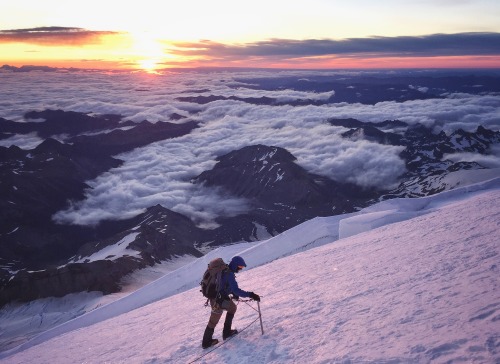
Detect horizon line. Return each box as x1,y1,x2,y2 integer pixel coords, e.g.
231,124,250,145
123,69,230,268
3,64,500,73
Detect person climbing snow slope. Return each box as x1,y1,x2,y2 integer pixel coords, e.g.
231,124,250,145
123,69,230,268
201,256,260,349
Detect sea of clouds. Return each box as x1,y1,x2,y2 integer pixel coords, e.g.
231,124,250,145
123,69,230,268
1,69,499,226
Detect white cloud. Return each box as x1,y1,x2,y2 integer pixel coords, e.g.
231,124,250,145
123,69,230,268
443,147,500,169
0,132,43,149
2,69,499,226
53,100,407,225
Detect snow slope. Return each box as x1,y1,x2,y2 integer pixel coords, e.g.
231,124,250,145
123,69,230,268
1,178,499,363
0,212,346,354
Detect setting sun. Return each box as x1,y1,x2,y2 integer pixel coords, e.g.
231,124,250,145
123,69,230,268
137,58,159,71
129,32,165,71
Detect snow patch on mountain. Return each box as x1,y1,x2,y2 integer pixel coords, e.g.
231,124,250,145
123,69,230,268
70,232,141,263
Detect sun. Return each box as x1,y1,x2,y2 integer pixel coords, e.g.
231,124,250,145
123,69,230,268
138,59,160,72
130,32,165,71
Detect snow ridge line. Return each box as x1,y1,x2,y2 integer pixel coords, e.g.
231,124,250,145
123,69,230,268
279,234,337,257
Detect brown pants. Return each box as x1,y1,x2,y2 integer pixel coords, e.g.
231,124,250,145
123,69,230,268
207,298,237,329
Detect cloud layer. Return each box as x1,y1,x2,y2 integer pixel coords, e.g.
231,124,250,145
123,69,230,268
0,27,118,46
1,69,499,225
162,33,500,68
169,33,500,65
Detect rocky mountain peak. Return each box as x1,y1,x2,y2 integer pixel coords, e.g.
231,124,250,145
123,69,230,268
216,144,296,165
341,125,403,145
195,145,317,203
194,144,371,213
32,137,69,155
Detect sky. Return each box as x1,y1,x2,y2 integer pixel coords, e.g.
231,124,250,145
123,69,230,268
1,0,500,70
2,178,499,362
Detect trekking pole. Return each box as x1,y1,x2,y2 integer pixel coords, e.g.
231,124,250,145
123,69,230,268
257,301,264,335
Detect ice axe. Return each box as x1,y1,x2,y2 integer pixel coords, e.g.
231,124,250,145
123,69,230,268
257,301,264,335
240,297,264,335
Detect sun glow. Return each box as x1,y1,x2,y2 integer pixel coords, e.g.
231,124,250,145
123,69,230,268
130,31,166,71
137,58,160,72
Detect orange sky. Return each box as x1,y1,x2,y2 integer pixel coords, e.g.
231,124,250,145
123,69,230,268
166,55,500,70
2,30,500,71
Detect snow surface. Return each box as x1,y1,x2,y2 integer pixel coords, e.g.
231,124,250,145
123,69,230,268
1,178,499,363
0,255,200,352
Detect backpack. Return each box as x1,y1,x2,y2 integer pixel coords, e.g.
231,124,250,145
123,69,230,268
200,258,228,299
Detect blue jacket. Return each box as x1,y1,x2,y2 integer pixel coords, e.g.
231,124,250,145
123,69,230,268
219,269,251,298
